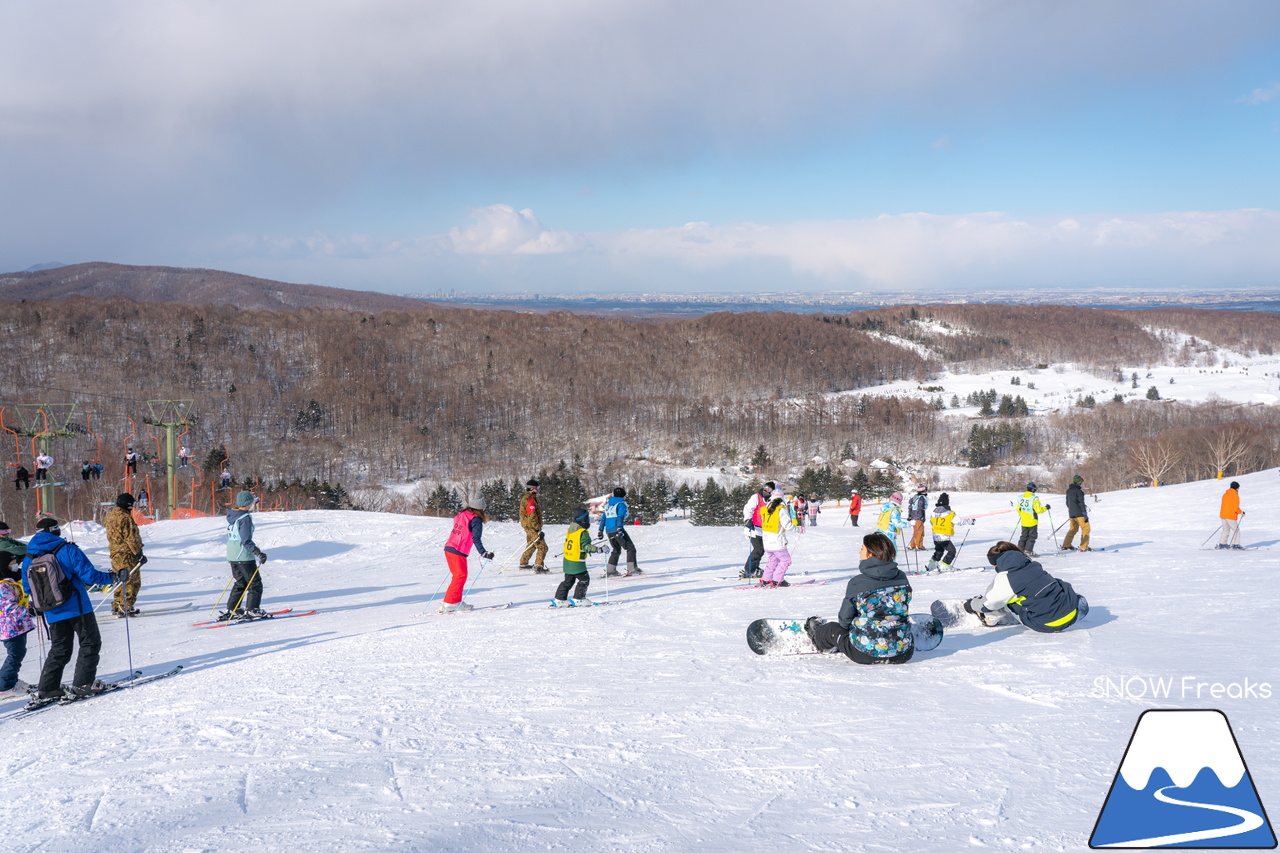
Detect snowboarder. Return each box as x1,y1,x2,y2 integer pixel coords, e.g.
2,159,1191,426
34,452,52,483
964,541,1088,632
221,490,270,621
1061,475,1091,551
518,479,548,572
907,483,928,549
13,465,29,490
598,487,640,577
848,489,862,527
759,495,794,587
441,496,492,613
1016,482,1050,556
803,531,916,664
1218,481,1245,549
552,507,597,607
0,553,35,699
807,496,820,527
927,493,969,572
20,518,126,708
106,493,146,618
740,481,774,579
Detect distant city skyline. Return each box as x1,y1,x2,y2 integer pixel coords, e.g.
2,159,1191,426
3,2,1279,294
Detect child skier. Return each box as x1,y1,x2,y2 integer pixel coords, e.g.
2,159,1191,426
552,507,598,607
876,491,907,546
222,490,269,621
803,532,915,664
441,496,493,613
964,542,1088,632
598,486,640,577
0,555,35,698
759,495,793,588
927,493,969,572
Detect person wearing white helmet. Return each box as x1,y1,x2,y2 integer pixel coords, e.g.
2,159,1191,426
441,495,494,613
848,489,862,527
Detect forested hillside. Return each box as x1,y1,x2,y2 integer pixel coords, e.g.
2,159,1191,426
0,295,1277,526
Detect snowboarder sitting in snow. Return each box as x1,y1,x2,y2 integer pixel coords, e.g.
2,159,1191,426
804,531,915,664
759,495,794,588
964,541,1088,633
552,507,598,607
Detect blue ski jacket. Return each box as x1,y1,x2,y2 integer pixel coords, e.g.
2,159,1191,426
598,496,629,536
21,531,117,624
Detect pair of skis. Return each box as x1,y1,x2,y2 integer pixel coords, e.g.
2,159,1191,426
5,665,185,720
191,608,319,629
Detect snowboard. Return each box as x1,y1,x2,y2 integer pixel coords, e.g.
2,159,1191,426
746,615,943,656
929,598,1020,629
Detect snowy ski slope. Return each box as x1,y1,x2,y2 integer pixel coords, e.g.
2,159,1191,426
1,471,1277,851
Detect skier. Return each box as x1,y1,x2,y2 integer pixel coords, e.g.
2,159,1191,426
1061,475,1091,551
441,496,493,613
876,491,907,544
927,493,970,572
34,452,52,483
106,493,146,618
0,521,26,574
807,496,820,527
219,470,231,490
552,507,597,607
803,531,915,664
13,465,29,490
740,481,774,579
517,479,548,572
964,542,1088,632
0,553,35,698
91,462,102,480
759,495,794,588
125,448,139,476
178,446,190,468
907,483,928,549
597,487,640,577
20,518,126,708
1218,481,1245,549
81,460,92,482
793,495,808,531
848,489,862,527
221,490,270,621
1016,482,1050,556
137,488,149,513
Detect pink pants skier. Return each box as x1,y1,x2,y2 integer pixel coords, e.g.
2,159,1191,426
762,549,791,584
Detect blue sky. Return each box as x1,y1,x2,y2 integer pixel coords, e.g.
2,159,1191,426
2,1,1279,294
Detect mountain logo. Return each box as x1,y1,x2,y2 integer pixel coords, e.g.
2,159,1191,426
1090,709,1276,848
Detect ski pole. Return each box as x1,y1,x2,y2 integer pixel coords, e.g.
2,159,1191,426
206,573,236,621
230,564,263,614
1046,510,1060,550
424,568,450,612
950,526,973,570
1199,523,1223,549
462,556,489,602
121,593,136,688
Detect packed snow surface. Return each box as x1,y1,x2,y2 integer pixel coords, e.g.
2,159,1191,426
3,472,1278,851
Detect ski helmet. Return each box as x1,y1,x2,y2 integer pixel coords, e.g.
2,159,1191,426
35,517,60,534
1072,475,1083,485
573,506,590,526
1025,482,1037,492
850,489,859,495
612,487,626,498
763,481,776,492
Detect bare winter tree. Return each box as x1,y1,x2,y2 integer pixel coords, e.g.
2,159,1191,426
1128,435,1184,487
1202,421,1256,480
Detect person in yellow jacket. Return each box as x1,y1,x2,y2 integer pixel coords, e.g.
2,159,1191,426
551,507,598,606
1218,481,1245,549
1016,483,1050,557
105,493,146,617
518,479,549,572
926,493,971,572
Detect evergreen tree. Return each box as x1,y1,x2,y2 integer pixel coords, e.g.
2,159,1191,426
850,467,871,496
691,478,728,526
1146,386,1161,400
674,483,694,516
751,444,771,468
479,479,515,521
870,467,897,499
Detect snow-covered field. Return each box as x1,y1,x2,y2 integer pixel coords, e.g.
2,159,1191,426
3,471,1278,852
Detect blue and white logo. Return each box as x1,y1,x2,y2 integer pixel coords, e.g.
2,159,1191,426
1090,710,1275,848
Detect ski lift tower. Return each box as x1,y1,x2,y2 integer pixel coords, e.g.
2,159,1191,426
11,403,76,520
143,400,195,520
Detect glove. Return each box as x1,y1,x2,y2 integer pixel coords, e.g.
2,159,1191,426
537,531,545,541
255,550,268,566
481,550,495,560
595,532,605,542
115,569,131,583
1045,504,1052,511
135,554,148,566
744,520,753,531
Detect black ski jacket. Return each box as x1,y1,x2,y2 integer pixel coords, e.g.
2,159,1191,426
1065,483,1087,520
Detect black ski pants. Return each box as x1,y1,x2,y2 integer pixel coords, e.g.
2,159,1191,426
811,622,915,665
555,571,590,601
606,530,636,568
743,535,765,577
1017,525,1039,554
227,560,263,612
38,613,103,696
930,541,957,565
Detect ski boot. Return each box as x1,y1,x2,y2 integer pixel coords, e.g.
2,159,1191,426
775,579,790,588
624,562,641,576
62,681,111,703
924,560,939,573
533,565,549,574
24,690,65,711
568,598,595,607
938,562,953,572
518,564,533,571
216,610,237,622
549,598,570,608
244,608,272,620
1059,545,1077,552
1231,544,1245,550
603,567,622,578
438,601,474,613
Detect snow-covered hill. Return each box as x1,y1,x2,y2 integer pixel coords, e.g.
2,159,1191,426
3,472,1278,851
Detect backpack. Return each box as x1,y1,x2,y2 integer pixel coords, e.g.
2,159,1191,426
26,543,72,614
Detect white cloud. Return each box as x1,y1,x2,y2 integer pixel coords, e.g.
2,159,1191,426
1236,82,1280,104
448,204,584,255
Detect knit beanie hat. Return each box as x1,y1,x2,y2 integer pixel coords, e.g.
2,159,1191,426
1230,481,1240,490
936,493,950,507
116,493,136,509
890,491,903,504
235,490,255,508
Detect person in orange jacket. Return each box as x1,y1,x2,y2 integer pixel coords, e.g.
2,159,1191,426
1218,481,1245,549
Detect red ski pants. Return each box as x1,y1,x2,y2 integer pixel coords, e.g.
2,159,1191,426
444,551,469,604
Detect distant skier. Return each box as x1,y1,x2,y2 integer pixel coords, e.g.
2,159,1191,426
34,452,52,483
1016,482,1050,557
792,495,808,532
598,487,640,577
803,531,916,664
21,517,126,708
1218,481,1245,549
848,489,862,527
518,479,548,572
440,496,492,613
91,463,102,480
81,460,92,482
759,495,794,587
136,488,149,515
178,446,190,468
927,493,969,572
106,493,146,618
907,483,928,549
221,491,270,621
964,542,1088,632
552,507,598,607
1061,475,1091,551
125,448,140,476
219,470,232,490
876,491,907,545
807,496,820,527
740,481,774,579
13,466,29,490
